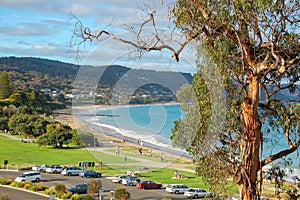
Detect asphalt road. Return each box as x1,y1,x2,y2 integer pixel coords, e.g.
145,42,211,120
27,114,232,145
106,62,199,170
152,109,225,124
0,185,49,200
0,170,187,200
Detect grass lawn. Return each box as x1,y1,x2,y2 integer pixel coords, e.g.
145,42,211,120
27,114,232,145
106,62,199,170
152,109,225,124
138,168,238,194
0,134,136,167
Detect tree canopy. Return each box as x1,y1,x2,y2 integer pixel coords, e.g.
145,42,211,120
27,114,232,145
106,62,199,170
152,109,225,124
0,71,13,100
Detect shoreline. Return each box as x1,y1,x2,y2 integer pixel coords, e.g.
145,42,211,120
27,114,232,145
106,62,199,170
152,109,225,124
54,104,192,163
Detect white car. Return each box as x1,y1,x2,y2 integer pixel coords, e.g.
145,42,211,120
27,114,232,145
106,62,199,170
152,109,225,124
61,166,83,176
166,184,189,194
32,164,49,172
15,171,41,182
46,166,63,173
112,174,129,183
184,188,212,199
121,176,140,186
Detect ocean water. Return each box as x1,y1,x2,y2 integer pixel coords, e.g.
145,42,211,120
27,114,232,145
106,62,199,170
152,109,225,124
91,104,184,146
82,104,299,170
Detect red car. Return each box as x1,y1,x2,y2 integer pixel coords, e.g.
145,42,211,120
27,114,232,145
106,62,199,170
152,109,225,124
136,180,163,189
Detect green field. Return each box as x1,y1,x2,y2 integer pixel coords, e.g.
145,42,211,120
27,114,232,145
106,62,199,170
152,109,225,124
0,134,136,167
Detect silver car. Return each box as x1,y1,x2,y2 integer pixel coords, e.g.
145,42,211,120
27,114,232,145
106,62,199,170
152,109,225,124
121,176,140,186
184,188,212,199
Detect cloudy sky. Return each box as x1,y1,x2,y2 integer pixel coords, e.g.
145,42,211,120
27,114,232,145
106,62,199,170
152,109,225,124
0,0,197,73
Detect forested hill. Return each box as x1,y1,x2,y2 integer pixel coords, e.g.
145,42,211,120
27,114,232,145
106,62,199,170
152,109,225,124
0,56,79,77
0,56,193,104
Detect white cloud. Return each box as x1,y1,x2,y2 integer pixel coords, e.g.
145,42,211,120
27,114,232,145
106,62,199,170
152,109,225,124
0,0,196,73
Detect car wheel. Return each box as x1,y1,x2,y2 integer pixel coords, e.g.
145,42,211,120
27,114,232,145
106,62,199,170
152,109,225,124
144,186,147,189
35,178,40,182
175,190,179,194
68,173,72,176
129,183,133,186
194,195,198,199
98,174,101,178
118,180,122,184
86,175,90,178
53,170,57,173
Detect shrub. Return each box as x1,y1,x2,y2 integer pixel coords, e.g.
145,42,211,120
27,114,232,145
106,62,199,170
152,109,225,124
29,184,38,192
61,192,73,199
9,182,17,187
87,179,102,197
70,194,94,200
55,183,67,194
37,182,48,191
44,187,56,195
114,186,130,200
0,178,12,185
24,183,32,190
0,193,9,200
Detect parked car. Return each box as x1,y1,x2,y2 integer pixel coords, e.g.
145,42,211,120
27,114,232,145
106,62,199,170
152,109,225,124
32,164,49,172
80,170,102,178
112,174,129,183
46,165,63,173
121,176,140,186
67,183,88,194
15,171,41,182
61,166,83,176
184,188,212,199
166,184,189,194
136,180,163,189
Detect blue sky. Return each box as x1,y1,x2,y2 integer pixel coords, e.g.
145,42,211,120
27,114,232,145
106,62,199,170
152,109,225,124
0,0,197,73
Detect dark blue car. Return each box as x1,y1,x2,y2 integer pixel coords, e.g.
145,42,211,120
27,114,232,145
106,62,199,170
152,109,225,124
67,183,88,194
80,170,102,178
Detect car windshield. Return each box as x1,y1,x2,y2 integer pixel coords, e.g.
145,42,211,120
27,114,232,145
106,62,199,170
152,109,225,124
19,174,28,177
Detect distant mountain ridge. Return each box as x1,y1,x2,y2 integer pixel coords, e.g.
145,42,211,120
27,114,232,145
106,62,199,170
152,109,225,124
0,56,193,104
0,56,192,84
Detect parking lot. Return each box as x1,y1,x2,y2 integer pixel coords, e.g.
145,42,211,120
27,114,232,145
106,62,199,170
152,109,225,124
0,170,189,200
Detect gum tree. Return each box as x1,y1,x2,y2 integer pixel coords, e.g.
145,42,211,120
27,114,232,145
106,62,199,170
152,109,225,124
73,1,300,199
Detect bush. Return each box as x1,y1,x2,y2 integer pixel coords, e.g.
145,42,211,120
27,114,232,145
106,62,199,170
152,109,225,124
37,182,48,191
61,192,73,199
70,194,94,200
0,178,12,185
87,179,102,197
55,183,67,194
9,182,17,187
0,193,9,200
29,184,38,192
114,186,130,200
44,187,56,195
24,183,32,190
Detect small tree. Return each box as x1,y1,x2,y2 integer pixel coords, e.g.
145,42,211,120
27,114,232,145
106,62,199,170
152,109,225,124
37,123,73,148
88,179,102,198
0,71,13,100
114,186,130,200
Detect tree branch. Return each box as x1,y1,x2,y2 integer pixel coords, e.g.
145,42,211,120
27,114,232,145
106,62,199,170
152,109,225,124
261,143,300,167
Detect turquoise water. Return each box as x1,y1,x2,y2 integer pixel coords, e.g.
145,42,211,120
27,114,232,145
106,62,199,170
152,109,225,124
87,104,299,168
92,104,184,145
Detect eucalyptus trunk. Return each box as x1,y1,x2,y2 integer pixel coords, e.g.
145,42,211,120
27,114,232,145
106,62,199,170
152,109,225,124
234,74,262,200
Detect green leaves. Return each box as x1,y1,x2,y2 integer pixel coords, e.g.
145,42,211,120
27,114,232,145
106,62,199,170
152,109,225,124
0,71,14,100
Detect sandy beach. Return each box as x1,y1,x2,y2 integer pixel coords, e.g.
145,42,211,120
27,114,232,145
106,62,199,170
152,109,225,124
53,105,192,163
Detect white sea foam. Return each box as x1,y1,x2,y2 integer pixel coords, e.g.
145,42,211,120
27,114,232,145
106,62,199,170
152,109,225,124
85,116,186,153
